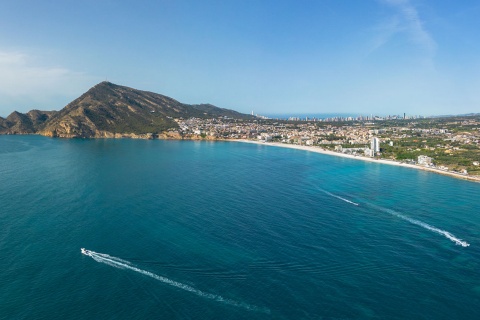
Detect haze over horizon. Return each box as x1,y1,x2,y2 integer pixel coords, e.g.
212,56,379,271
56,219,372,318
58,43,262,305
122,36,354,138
1,0,479,117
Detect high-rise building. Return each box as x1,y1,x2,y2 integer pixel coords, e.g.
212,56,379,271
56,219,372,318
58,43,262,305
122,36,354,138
371,137,380,155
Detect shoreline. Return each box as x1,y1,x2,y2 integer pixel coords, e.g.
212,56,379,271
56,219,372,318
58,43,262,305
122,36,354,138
229,139,480,183
3,133,479,183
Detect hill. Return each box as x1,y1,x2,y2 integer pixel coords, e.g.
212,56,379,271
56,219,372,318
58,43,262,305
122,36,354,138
0,82,253,138
0,110,57,134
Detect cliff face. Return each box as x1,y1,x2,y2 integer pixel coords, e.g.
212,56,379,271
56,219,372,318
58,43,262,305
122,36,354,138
0,82,252,138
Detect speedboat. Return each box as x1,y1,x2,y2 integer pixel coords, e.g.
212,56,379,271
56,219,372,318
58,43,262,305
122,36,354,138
81,248,92,256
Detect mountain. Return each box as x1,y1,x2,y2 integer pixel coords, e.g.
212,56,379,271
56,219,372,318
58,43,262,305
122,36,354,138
0,82,253,138
0,110,57,134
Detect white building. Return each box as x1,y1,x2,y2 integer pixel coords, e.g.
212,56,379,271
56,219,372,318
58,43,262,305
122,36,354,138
371,137,380,156
418,155,433,166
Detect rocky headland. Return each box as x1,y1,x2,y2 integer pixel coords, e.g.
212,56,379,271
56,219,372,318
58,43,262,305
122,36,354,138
0,81,252,139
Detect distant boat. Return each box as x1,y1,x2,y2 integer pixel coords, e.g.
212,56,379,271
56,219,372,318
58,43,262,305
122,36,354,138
81,248,92,256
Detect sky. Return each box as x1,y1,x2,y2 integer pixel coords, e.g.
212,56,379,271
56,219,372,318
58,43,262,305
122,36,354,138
1,0,480,117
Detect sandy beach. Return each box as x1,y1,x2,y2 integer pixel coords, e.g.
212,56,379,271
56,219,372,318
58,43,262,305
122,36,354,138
229,139,480,183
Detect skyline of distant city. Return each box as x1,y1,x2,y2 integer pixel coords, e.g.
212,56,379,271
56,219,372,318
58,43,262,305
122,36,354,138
254,112,472,121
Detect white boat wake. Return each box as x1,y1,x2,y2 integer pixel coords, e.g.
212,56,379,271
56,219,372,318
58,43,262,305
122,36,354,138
367,204,470,247
320,189,359,206
81,249,270,313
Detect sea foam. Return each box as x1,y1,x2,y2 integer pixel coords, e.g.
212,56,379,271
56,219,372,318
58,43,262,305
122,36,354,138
82,249,270,313
319,189,359,206
368,204,470,247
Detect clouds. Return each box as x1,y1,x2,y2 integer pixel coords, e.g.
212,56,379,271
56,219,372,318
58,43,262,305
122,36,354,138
0,51,69,92
374,0,436,58
0,50,95,114
0,1,478,117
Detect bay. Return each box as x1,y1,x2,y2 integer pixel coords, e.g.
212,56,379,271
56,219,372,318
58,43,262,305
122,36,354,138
0,135,479,319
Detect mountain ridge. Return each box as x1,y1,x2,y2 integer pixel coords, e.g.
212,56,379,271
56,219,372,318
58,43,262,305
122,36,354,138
0,82,253,138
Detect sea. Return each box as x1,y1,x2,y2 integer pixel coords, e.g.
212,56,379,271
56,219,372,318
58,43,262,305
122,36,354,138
1,135,479,320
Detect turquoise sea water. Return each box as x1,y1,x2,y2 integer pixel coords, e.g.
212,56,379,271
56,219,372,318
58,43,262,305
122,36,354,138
1,135,479,319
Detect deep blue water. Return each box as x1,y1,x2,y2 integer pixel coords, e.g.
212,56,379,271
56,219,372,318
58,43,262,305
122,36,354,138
1,135,479,319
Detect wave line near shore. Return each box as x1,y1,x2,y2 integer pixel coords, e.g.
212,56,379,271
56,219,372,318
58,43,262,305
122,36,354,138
230,140,480,183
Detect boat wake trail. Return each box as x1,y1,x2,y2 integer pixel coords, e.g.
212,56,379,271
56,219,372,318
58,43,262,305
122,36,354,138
319,189,359,206
368,204,470,247
81,249,269,314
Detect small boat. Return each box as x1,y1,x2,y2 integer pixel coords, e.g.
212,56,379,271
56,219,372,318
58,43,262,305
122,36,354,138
81,248,92,256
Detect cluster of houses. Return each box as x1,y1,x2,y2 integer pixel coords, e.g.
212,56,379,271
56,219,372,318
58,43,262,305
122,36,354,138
174,116,480,173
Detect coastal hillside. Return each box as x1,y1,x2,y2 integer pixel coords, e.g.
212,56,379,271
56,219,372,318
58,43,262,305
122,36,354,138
0,110,57,134
0,82,252,138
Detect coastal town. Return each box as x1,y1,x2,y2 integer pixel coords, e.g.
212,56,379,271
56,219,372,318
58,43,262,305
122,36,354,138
1,81,478,181
174,114,480,180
